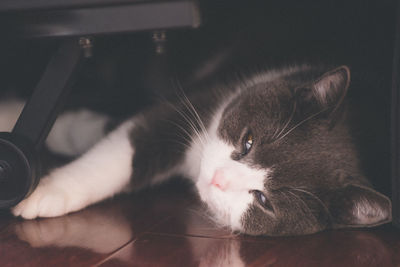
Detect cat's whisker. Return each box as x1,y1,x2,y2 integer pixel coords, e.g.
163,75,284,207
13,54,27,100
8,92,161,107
174,82,210,138
160,122,199,151
179,88,207,133
285,190,315,218
273,189,293,211
164,99,206,148
175,103,207,147
162,138,191,153
288,187,331,217
162,118,196,144
169,136,203,157
278,189,317,226
272,121,283,141
176,84,211,144
174,106,203,141
277,189,299,209
135,93,202,153
153,81,208,153
275,102,297,140
274,107,330,142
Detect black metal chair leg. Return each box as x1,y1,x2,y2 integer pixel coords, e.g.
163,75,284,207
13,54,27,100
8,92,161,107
0,38,84,208
13,38,83,149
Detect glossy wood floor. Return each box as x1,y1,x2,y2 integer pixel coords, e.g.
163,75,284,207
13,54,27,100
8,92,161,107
1,179,400,267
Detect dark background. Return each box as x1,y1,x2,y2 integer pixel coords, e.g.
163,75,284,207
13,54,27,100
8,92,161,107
0,0,397,194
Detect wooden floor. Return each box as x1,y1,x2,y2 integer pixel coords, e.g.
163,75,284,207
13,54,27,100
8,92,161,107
1,179,400,267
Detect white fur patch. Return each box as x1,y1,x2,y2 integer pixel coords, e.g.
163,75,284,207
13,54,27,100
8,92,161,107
13,120,135,219
46,109,110,156
185,103,271,231
196,138,269,230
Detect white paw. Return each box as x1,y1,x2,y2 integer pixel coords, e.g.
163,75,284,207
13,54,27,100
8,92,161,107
12,177,79,219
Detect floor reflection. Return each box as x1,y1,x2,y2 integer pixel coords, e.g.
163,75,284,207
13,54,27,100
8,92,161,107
103,228,399,267
14,199,133,254
7,181,400,266
193,238,245,267
186,228,397,266
242,229,397,266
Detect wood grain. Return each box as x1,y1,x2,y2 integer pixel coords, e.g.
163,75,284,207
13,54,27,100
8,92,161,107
1,180,399,267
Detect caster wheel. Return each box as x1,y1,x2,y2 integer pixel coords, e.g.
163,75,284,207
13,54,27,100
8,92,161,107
0,132,40,209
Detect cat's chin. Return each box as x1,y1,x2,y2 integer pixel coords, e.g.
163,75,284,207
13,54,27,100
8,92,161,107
195,178,252,232
196,179,231,227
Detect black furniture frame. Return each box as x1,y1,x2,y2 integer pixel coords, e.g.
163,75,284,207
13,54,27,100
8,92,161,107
0,0,200,208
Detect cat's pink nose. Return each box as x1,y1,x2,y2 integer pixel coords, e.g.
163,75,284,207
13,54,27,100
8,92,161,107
211,170,229,191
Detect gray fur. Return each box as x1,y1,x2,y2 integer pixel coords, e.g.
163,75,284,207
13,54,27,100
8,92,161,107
128,65,391,236
220,66,390,235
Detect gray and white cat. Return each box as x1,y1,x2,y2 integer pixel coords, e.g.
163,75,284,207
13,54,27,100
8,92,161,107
5,64,391,236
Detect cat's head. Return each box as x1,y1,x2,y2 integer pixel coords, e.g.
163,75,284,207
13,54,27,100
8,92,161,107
195,66,391,236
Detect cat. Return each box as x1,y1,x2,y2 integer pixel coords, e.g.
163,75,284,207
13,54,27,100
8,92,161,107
5,64,391,236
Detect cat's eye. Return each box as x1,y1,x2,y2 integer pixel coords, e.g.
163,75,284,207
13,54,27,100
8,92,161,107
251,190,274,212
242,132,253,155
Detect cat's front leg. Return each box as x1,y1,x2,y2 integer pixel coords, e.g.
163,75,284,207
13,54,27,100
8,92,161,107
12,120,135,219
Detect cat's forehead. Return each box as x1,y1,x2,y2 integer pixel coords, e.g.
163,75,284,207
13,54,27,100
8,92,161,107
229,81,292,116
218,82,293,141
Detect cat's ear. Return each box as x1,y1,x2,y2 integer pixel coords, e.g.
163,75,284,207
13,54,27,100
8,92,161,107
328,184,392,228
296,66,350,111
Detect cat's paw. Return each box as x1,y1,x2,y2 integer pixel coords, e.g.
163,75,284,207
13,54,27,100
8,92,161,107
12,177,76,219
